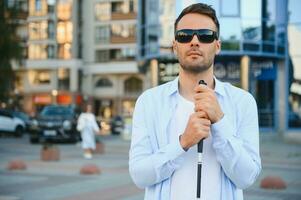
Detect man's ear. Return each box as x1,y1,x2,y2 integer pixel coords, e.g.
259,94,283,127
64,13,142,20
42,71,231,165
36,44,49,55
215,39,221,55
172,40,178,56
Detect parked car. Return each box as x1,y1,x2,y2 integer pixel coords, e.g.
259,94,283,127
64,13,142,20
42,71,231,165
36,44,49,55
12,111,32,132
0,109,25,137
29,105,80,144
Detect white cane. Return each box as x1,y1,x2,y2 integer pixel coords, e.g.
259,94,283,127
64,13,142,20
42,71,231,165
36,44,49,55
197,80,207,199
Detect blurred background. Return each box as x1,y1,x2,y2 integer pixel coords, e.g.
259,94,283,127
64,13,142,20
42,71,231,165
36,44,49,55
0,0,301,200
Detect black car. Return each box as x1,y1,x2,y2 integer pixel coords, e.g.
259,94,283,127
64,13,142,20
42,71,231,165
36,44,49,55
30,105,80,143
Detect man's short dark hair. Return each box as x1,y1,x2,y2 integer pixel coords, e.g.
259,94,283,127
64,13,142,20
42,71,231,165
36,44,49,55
174,3,220,37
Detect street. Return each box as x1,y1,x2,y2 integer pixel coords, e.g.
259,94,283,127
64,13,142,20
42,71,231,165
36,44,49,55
0,134,301,200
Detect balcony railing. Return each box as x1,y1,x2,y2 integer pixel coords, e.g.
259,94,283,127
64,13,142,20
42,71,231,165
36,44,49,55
111,12,136,20
111,36,136,43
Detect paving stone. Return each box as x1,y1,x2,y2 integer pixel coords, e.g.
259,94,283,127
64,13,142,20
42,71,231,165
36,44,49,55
260,176,287,189
80,164,101,175
7,160,26,171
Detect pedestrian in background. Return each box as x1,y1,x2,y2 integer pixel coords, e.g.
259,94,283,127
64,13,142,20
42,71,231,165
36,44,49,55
77,104,100,159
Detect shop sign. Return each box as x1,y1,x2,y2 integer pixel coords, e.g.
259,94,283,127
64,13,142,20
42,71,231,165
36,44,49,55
57,94,72,105
33,94,51,104
251,61,276,80
214,62,240,80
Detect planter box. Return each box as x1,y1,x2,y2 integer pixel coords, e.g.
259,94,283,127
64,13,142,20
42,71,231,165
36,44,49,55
41,145,60,161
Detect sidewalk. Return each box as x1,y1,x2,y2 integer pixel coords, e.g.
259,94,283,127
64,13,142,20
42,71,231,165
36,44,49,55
0,134,300,200
245,134,301,200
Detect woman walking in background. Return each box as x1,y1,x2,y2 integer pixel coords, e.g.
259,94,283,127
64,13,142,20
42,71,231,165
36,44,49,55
77,104,100,159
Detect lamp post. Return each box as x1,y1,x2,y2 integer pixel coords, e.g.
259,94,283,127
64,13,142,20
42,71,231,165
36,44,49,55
51,89,58,104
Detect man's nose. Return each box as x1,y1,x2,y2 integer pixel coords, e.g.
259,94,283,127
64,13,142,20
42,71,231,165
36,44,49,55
190,34,199,46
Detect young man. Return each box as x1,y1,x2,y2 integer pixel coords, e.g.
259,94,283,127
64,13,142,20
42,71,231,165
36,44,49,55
129,3,261,200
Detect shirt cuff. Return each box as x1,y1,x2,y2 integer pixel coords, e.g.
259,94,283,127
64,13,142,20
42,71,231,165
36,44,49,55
211,114,235,140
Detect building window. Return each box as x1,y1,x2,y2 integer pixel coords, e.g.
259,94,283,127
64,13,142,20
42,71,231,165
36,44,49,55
48,20,55,39
111,23,136,38
28,70,51,85
57,21,73,43
29,21,48,40
28,44,47,59
111,2,124,13
95,50,110,62
29,0,47,16
262,0,276,21
35,0,42,11
124,77,142,94
95,26,110,44
95,78,113,87
47,45,55,58
58,43,72,59
58,68,70,90
95,2,111,21
95,48,135,62
241,0,261,19
57,0,72,20
219,18,241,51
221,0,240,17
110,48,135,61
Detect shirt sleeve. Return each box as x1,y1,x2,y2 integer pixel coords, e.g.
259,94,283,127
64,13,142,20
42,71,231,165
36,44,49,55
76,114,84,131
211,93,262,189
129,93,186,189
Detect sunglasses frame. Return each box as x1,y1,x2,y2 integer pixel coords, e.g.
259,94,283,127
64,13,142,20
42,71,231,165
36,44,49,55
175,29,219,43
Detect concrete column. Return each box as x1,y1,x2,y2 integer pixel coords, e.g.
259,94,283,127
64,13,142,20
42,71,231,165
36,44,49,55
150,59,158,87
51,69,58,90
70,67,78,92
240,55,250,91
86,73,93,96
277,60,286,135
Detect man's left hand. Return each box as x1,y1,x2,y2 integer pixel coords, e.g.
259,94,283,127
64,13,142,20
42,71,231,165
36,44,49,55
193,84,224,124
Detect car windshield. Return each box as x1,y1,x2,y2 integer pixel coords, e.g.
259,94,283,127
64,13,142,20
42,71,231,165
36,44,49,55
13,111,29,120
40,106,73,116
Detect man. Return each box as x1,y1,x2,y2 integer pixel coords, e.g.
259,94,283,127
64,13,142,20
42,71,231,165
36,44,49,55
129,3,261,200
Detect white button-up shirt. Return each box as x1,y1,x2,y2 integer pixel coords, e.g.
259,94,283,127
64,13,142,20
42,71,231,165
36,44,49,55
129,77,261,200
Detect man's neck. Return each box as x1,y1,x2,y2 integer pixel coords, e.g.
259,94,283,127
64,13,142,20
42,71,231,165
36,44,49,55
178,68,215,101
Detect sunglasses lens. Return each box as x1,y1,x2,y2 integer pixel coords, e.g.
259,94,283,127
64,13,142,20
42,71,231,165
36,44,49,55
176,31,193,43
175,29,217,43
198,34,215,43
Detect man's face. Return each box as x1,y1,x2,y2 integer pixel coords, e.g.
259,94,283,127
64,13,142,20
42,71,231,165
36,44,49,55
173,13,221,74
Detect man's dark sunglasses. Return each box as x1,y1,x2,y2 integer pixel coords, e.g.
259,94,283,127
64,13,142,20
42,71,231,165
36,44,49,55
175,29,218,43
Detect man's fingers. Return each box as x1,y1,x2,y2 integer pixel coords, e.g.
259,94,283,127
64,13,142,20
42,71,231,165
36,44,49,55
194,84,210,93
195,111,209,119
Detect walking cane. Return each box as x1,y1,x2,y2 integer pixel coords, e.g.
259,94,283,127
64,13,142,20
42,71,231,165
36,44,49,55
197,80,207,199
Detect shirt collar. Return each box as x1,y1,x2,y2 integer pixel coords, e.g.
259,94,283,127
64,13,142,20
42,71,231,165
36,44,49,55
167,76,179,96
166,76,226,97
214,77,226,97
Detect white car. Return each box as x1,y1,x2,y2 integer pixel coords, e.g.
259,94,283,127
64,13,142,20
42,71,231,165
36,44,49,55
0,109,25,137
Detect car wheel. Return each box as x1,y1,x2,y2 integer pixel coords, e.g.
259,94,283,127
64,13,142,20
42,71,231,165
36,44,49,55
15,126,23,137
30,136,39,144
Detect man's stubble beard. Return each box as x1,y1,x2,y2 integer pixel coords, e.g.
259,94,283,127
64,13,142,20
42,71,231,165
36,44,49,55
179,58,214,74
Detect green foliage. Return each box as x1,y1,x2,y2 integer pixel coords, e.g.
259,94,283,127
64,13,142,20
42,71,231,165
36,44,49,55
0,1,23,103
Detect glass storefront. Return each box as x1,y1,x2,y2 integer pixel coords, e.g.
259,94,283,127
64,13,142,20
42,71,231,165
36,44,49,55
288,0,301,129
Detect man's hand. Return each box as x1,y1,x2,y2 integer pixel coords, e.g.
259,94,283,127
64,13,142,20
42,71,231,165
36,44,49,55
180,111,211,150
193,84,224,124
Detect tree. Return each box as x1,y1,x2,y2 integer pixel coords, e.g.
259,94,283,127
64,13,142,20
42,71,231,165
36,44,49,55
0,1,23,105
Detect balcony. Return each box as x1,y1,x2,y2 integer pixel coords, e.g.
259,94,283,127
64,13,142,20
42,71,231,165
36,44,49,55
111,36,136,44
111,12,136,20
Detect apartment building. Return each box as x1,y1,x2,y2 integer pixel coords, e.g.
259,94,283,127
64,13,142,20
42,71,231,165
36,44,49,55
19,0,82,114
81,0,147,124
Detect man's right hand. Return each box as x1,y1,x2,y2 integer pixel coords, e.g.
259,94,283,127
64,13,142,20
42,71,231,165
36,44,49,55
180,111,211,150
